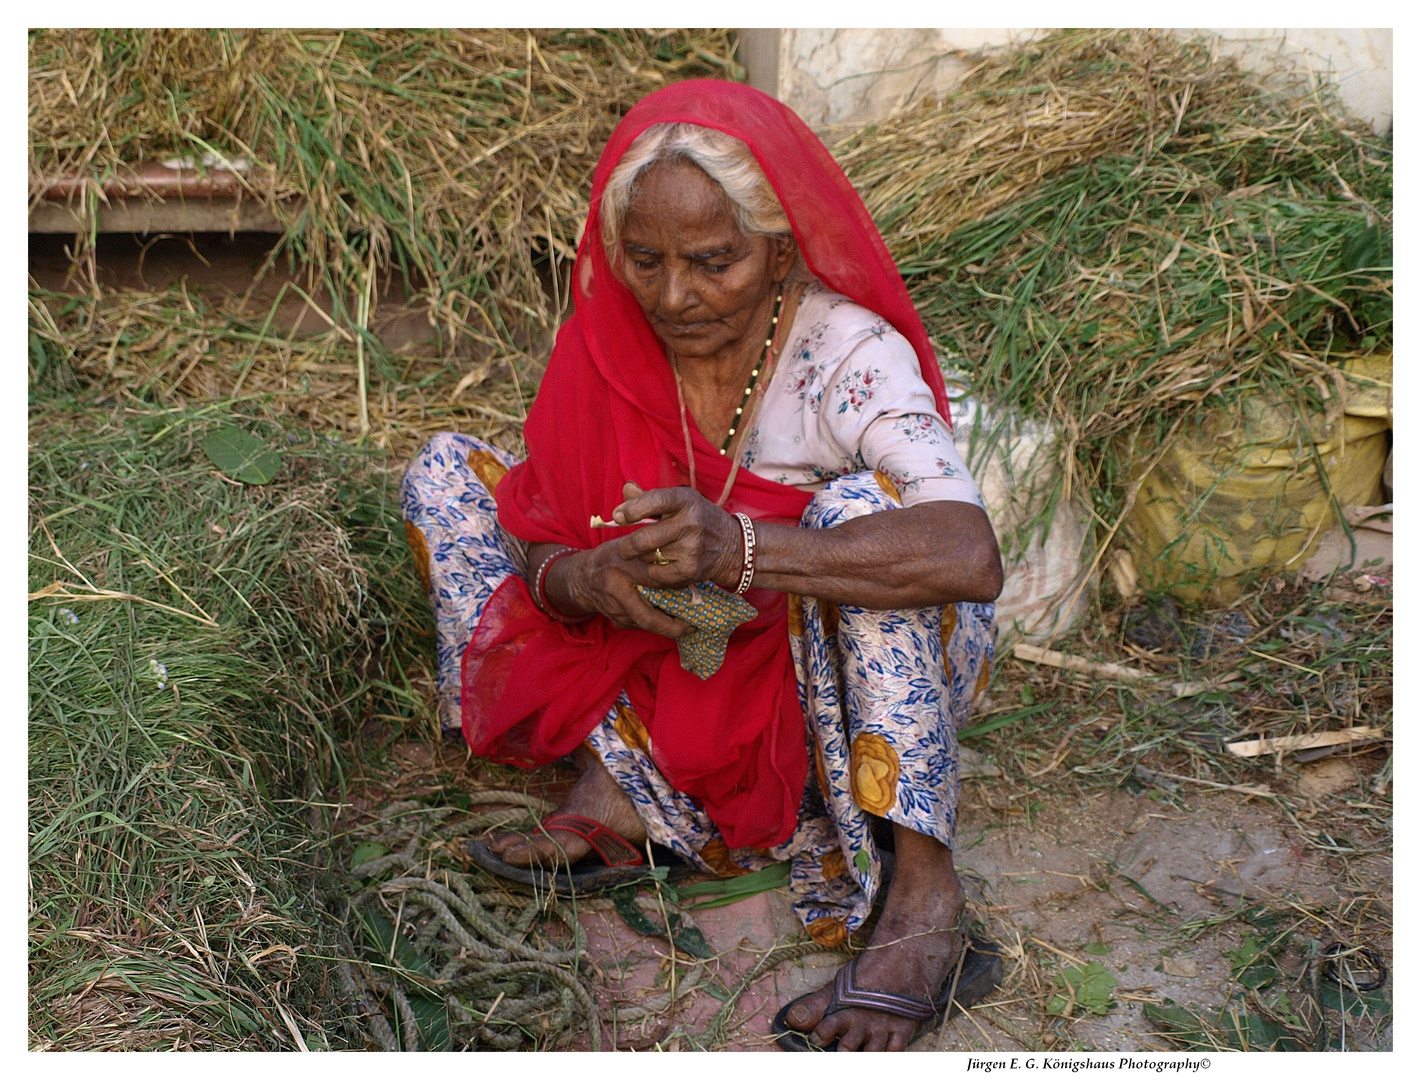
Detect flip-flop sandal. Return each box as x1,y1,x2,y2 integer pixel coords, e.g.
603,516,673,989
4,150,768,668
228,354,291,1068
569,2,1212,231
769,937,1004,1052
467,811,688,897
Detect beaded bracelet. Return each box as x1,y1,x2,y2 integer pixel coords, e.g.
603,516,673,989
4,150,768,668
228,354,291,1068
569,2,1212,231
733,512,757,595
531,546,588,623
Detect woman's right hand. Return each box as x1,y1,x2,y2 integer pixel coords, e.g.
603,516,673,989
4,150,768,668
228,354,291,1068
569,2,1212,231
541,543,689,639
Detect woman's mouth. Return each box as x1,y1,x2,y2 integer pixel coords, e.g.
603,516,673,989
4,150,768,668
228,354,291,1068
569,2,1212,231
659,322,715,340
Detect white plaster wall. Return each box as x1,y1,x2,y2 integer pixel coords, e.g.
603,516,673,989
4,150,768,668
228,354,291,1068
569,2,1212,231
761,28,1392,134
775,29,1041,127
1196,29,1392,134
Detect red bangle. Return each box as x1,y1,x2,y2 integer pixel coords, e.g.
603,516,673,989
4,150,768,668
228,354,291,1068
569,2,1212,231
532,547,587,623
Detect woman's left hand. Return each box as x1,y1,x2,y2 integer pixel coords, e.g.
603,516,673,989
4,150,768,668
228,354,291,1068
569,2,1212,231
611,483,745,590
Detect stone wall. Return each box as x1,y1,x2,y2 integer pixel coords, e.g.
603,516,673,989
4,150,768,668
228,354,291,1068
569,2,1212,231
737,28,1392,134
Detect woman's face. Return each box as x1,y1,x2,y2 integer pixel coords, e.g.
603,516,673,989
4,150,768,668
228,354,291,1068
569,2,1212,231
616,158,797,361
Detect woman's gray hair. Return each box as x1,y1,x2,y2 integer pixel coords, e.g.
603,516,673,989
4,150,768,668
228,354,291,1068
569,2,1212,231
599,123,793,259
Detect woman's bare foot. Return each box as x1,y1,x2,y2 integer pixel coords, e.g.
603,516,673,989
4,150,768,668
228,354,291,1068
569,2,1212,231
784,824,966,1051
487,746,647,866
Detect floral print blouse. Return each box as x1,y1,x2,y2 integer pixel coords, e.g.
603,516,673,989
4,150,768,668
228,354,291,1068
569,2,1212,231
740,280,982,508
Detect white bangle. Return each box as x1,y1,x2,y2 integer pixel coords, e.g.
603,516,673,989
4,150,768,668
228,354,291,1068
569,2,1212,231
733,512,757,595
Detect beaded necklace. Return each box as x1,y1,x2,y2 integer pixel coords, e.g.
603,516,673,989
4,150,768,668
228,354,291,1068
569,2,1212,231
718,290,783,456
671,286,795,508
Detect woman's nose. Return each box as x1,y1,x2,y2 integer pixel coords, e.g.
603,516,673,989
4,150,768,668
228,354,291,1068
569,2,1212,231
660,265,699,314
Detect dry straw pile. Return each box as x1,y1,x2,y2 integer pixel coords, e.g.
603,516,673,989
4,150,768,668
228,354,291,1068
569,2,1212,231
836,30,1391,543
29,29,742,450
27,284,532,455
30,31,1392,497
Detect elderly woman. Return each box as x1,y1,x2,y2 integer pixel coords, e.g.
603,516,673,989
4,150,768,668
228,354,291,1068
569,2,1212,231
401,81,1003,1052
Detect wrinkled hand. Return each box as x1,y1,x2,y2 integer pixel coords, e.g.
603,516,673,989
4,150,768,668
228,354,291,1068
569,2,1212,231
541,484,746,638
610,482,745,591
548,539,690,639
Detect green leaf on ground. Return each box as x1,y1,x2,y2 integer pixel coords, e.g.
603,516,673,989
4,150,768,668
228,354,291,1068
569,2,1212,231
610,885,714,958
1145,999,1301,1052
201,428,284,484
1082,942,1111,955
1144,1003,1215,1050
1226,934,1280,990
1320,983,1391,1018
349,841,389,869
354,907,452,1050
1222,1008,1298,1051
356,907,432,976
611,884,663,936
957,702,1053,740
1047,961,1117,1016
701,980,731,1002
679,861,791,908
667,917,713,959
400,994,453,1052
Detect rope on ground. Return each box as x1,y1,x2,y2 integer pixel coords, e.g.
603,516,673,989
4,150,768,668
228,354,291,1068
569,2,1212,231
606,961,708,1023
392,985,422,1051
366,875,583,963
335,796,602,1051
337,960,399,1052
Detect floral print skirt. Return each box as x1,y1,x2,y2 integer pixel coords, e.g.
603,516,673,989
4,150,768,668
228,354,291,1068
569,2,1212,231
401,433,995,945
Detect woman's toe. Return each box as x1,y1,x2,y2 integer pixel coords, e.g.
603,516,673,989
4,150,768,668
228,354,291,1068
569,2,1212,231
784,1002,815,1031
487,831,520,855
785,984,833,1032
495,840,531,865
861,1027,892,1053
832,1016,868,1052
811,1009,852,1048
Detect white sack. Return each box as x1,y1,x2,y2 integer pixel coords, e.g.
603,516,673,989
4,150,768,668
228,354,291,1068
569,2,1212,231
948,390,1096,643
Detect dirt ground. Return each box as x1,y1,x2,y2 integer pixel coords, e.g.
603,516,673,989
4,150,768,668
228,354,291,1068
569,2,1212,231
936,779,1391,1052
356,730,1391,1053
571,781,1392,1052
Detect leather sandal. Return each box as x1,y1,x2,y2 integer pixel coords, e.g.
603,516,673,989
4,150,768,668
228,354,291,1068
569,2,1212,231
467,812,687,896
769,936,1004,1051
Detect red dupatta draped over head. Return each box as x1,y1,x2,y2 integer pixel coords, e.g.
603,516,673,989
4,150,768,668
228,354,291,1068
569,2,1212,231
461,80,951,850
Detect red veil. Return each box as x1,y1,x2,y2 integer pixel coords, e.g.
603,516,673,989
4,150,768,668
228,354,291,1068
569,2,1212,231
461,80,951,849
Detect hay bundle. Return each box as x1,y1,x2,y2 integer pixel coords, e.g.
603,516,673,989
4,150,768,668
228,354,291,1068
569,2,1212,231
838,30,1392,562
30,30,1392,574
28,29,740,450
29,29,741,356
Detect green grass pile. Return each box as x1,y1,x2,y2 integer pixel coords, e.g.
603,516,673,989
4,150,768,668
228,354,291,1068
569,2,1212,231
27,388,430,1049
838,30,1392,557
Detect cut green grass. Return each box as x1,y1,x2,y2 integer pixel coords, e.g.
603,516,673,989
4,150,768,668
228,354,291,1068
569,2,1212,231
838,30,1391,572
28,390,430,1049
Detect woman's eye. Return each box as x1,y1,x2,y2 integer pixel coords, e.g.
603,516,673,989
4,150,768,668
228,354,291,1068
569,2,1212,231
633,259,657,271
703,263,730,275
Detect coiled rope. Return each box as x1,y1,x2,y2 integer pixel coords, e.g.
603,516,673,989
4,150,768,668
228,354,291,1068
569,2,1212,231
335,790,849,1051
336,792,602,1050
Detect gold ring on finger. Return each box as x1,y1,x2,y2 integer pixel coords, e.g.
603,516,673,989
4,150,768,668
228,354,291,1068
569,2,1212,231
653,547,671,565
